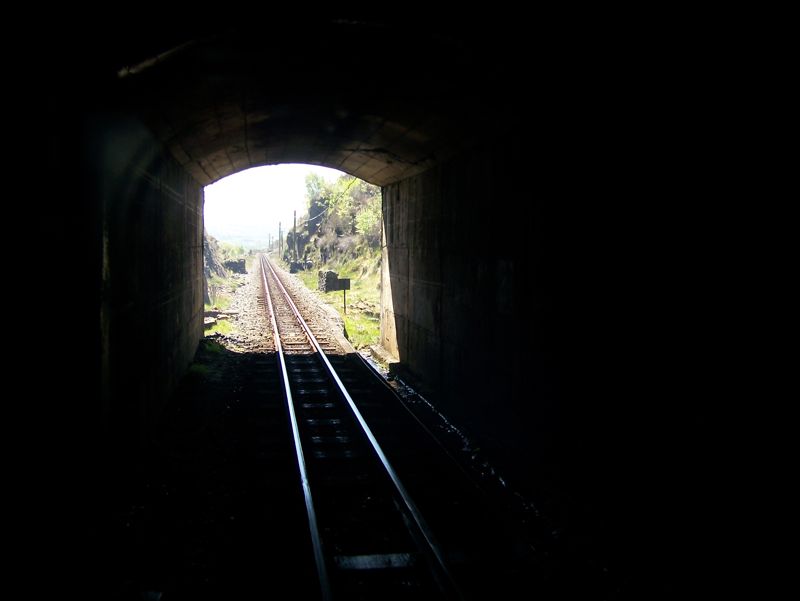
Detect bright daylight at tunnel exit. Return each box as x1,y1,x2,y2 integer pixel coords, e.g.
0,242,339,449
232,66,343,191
202,164,385,352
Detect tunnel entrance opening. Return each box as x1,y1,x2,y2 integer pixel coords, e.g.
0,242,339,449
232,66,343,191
201,164,385,354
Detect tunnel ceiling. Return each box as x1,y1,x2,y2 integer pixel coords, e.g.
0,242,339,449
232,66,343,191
108,18,519,186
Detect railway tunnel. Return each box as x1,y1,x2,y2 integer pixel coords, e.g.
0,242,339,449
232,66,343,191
39,14,722,599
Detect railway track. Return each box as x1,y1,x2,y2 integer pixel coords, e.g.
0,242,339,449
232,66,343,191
259,254,555,600
260,254,462,599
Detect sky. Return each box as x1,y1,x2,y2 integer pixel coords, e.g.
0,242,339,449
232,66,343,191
204,164,344,247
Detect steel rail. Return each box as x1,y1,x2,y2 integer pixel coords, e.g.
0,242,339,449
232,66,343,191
263,256,462,599
353,353,485,494
259,254,332,601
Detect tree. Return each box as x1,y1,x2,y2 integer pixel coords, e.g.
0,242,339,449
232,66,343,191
355,191,381,245
304,172,382,262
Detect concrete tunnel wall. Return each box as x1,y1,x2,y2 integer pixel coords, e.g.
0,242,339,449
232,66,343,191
376,133,707,586
380,142,548,480
96,115,204,452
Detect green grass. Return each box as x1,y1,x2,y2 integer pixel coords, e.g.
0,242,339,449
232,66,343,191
296,269,318,290
207,273,236,310
295,252,381,349
201,339,225,354
206,294,232,310
209,295,232,310
344,314,380,349
188,363,210,377
205,319,234,336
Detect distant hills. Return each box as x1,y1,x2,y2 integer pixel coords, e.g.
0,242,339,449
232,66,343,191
208,232,270,250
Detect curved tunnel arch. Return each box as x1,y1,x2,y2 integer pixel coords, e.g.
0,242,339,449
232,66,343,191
115,22,510,187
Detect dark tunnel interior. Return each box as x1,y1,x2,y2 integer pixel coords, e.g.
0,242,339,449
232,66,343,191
25,12,734,600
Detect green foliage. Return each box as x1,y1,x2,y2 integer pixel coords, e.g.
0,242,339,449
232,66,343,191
305,172,326,201
188,363,210,377
331,176,356,219
209,295,231,310
201,339,225,354
355,194,381,244
303,172,381,265
207,276,232,310
344,314,380,349
296,248,382,350
296,269,318,290
295,172,382,348
205,319,234,336
207,267,244,309
218,242,246,261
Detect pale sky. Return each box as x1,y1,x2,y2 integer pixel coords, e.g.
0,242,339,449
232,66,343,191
204,164,344,247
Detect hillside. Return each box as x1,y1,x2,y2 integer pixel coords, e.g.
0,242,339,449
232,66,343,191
286,174,382,349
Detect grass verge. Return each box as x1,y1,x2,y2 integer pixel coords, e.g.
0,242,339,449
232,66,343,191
296,254,380,349
205,319,234,336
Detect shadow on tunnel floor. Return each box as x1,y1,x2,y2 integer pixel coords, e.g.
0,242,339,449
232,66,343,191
87,335,722,600
96,340,316,600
